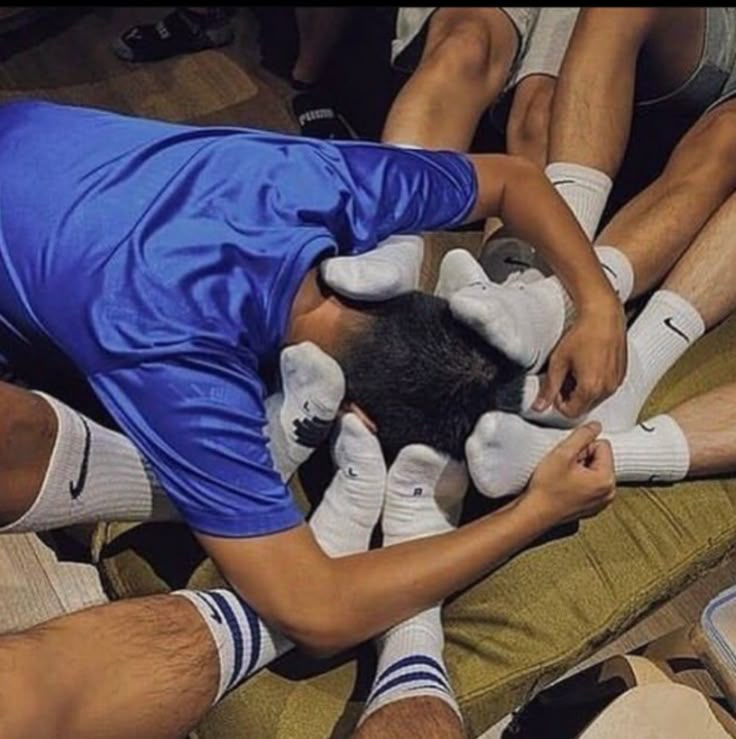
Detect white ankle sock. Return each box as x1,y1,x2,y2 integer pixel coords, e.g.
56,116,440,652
176,415,386,704
545,162,613,240
590,290,705,432
605,414,690,483
0,392,178,533
308,413,386,557
319,235,424,301
264,341,345,482
595,246,635,303
466,411,691,499
358,445,467,728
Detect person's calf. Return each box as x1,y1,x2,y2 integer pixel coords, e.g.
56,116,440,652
354,695,465,739
506,74,556,169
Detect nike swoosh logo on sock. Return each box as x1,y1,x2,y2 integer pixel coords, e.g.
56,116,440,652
346,466,359,479
663,317,691,343
648,474,661,483
601,263,618,281
524,350,541,373
639,422,656,433
69,416,91,500
550,178,578,187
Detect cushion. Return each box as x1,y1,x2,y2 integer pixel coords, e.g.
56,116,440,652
92,239,736,737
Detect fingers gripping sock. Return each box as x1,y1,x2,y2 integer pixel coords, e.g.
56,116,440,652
605,414,690,483
264,341,345,482
545,162,613,241
466,412,567,498
319,235,424,301
1,392,178,534
589,290,705,432
308,414,386,557
358,446,468,728
174,589,293,704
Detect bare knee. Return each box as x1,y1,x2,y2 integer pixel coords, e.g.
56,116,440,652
421,11,516,97
0,384,57,526
506,75,556,166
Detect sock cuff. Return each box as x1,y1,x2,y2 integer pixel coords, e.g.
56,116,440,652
594,245,635,304
642,290,706,340
545,161,613,192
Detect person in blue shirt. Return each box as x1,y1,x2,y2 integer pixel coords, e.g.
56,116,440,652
0,100,622,738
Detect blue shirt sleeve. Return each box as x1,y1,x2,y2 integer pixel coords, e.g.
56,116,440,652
301,141,479,254
88,351,304,539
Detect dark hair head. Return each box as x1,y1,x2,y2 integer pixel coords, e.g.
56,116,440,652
334,291,524,462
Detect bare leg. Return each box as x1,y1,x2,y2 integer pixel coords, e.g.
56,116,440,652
597,100,736,296
549,7,704,177
354,696,465,739
661,191,736,329
506,74,556,169
0,596,218,739
292,7,354,86
670,382,736,477
382,8,518,150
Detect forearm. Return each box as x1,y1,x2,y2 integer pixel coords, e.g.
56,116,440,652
230,498,551,653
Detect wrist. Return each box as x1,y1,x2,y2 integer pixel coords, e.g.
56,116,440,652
514,491,560,533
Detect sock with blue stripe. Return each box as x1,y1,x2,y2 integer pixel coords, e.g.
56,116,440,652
359,444,467,727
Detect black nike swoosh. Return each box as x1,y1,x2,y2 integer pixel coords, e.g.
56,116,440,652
648,474,661,483
346,466,359,479
524,350,541,373
503,256,533,268
639,422,656,433
663,317,691,343
550,178,578,187
601,263,618,280
69,416,91,500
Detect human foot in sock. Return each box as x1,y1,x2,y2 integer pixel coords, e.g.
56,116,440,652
435,249,566,372
320,235,424,301
382,445,468,545
292,90,357,140
112,8,234,63
466,412,566,498
309,412,386,557
467,409,691,498
265,341,345,482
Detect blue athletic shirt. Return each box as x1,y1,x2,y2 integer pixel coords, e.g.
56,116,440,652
0,100,478,537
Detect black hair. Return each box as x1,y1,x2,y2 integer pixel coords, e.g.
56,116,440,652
335,291,525,462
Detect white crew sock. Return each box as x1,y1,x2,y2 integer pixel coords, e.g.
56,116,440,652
466,411,691,499
319,234,425,301
308,413,386,557
358,445,467,728
545,162,613,240
0,392,178,533
264,341,345,482
177,413,386,704
590,290,704,432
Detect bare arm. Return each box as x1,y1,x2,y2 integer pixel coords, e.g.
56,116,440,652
197,425,613,654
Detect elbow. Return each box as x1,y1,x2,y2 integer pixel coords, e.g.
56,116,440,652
274,609,359,658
